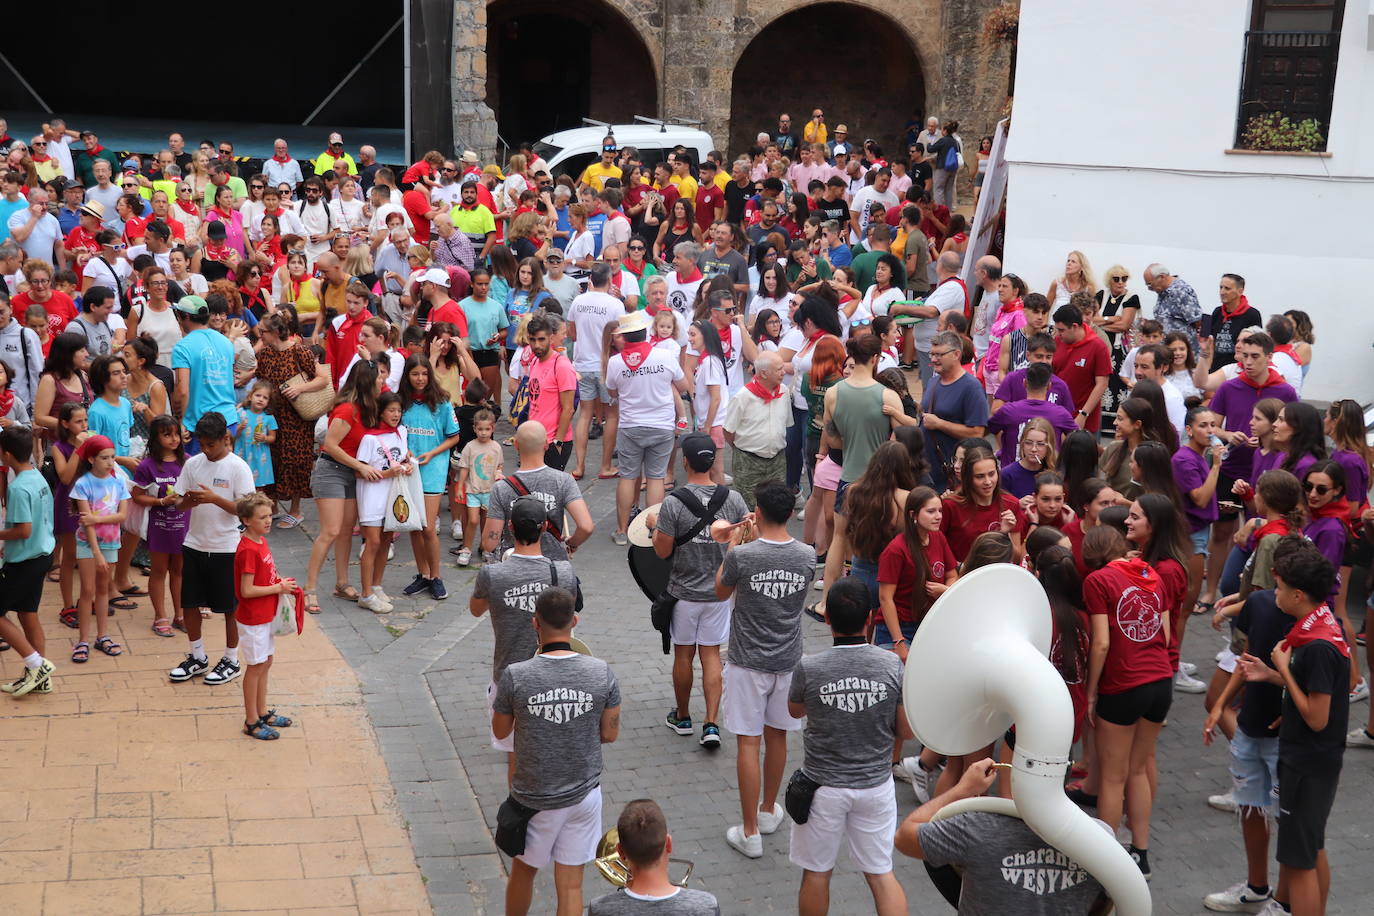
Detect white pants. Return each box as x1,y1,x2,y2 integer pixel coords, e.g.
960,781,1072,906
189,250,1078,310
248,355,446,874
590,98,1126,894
518,785,602,869
670,598,731,647
723,665,803,736
789,779,897,874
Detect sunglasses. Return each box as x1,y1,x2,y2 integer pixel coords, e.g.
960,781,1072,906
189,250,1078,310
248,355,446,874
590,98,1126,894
123,183,139,188
251,183,264,190
442,167,457,173
712,306,738,314
628,245,645,252
219,149,232,155
1111,275,1128,282
1302,481,1333,495
32,141,47,147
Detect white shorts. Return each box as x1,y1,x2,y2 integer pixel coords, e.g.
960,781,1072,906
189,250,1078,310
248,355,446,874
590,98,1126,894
723,665,803,736
237,621,275,666
518,785,603,869
670,598,731,647
487,681,513,752
789,779,897,875
1217,645,1238,674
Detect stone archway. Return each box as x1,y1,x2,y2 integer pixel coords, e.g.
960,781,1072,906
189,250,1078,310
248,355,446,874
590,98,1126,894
486,0,658,150
728,2,928,159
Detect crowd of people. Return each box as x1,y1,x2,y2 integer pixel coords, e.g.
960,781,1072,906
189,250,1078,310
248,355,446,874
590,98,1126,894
0,112,1366,915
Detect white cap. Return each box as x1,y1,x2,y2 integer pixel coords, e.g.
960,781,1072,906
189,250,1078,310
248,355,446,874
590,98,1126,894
421,268,450,287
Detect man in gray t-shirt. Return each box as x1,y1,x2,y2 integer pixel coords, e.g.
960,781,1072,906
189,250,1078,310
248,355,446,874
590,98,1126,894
588,799,721,915
716,482,815,859
786,578,910,913
493,588,621,916
650,433,748,751
482,424,594,561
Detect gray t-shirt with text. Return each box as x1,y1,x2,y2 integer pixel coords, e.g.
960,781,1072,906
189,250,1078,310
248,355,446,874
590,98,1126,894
918,812,1107,916
487,466,585,560
473,553,578,682
720,538,815,672
790,645,904,789
493,653,620,811
656,484,748,602
589,887,721,915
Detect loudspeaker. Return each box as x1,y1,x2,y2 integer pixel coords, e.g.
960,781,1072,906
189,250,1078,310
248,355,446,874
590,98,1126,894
904,563,1152,916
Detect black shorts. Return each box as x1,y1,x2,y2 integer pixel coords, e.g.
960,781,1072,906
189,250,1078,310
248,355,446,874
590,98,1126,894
180,547,237,614
1277,761,1340,869
0,553,52,615
1096,676,1173,726
1216,474,1243,520
1343,531,1371,570
544,440,572,471
472,348,502,369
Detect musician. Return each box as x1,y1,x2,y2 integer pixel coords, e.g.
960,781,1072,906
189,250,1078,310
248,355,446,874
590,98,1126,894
483,420,595,560
471,497,580,784
588,799,721,915
493,587,620,916
787,578,908,916
715,481,815,858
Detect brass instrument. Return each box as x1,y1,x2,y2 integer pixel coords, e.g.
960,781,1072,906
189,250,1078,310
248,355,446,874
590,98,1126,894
593,829,696,888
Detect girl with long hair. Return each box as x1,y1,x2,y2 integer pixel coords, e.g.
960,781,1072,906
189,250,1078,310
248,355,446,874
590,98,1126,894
1273,401,1327,479
1173,406,1223,625
940,445,1022,562
748,264,791,332
1126,493,1194,689
1325,399,1371,509
1128,379,1179,454
504,257,550,362
843,441,919,609
399,354,462,600
750,308,783,351
779,295,843,494
1002,417,1060,499
50,403,89,626
1082,523,1173,878
688,318,729,483
1057,429,1101,514
1130,441,1183,506
800,336,848,569
133,414,189,637
1099,397,1156,499
1017,471,1076,542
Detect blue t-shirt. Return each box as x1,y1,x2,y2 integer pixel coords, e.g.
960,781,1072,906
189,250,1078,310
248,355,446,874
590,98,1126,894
170,327,238,431
922,371,990,492
72,472,131,551
0,196,26,243
88,396,133,457
234,408,279,486
460,296,510,351
505,289,551,348
553,205,571,251
402,399,461,493
586,212,607,256
6,468,55,562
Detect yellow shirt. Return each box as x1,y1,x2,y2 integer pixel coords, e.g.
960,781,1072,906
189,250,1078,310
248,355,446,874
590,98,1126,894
314,151,358,176
803,122,829,145
712,171,728,190
669,174,698,201
577,162,622,192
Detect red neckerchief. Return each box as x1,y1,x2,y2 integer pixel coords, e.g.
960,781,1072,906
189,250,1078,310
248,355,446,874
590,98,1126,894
620,341,653,368
807,328,829,343
1273,343,1300,363
272,154,291,164
289,275,307,301
31,154,50,164
675,267,702,284
1239,367,1285,391
1311,496,1356,538
1286,604,1351,658
205,242,231,261
1249,517,1291,549
624,259,646,279
0,387,13,418
211,205,234,222
745,378,784,402
87,144,105,155
265,206,285,218
174,199,197,216
1221,294,1251,319
238,284,257,298
650,332,672,345
715,322,734,358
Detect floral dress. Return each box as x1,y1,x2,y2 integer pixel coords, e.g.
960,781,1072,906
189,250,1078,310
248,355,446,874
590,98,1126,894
253,343,319,501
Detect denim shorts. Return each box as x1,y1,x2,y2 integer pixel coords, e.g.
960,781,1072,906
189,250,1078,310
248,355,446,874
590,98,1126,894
873,619,918,648
1189,526,1211,557
310,455,358,500
465,491,491,509
1229,730,1279,814
577,371,611,403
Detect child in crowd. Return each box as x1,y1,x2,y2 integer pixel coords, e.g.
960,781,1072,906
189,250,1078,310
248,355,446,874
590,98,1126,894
1018,470,1076,542
24,304,52,357
168,413,257,686
1001,292,1051,374
0,427,57,697
399,354,462,601
70,434,130,663
133,415,190,637
0,360,31,427
234,380,278,489
355,392,411,614
51,404,89,627
455,409,503,567
449,377,490,542
234,492,297,740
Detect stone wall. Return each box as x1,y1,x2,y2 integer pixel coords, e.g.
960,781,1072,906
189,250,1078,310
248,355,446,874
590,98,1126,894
458,0,1012,165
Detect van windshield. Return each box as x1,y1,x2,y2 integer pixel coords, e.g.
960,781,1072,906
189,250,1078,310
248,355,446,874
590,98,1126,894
532,141,562,161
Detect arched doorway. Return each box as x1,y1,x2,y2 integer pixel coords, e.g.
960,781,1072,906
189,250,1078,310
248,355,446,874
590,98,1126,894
487,0,657,151
730,3,926,159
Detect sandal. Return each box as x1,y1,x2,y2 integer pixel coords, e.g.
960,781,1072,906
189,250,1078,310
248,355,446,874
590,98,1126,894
46,568,61,583
275,514,303,529
109,597,137,612
172,617,187,632
71,642,90,663
59,607,80,629
259,710,293,728
1065,785,1098,807
119,585,149,597
1193,600,1214,616
151,618,175,637
332,584,360,601
305,593,321,615
94,636,123,657
244,720,280,740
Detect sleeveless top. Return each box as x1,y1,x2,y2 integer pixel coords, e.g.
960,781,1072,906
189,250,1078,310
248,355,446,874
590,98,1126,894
129,386,154,442
135,300,182,369
51,371,93,414
833,379,888,484
321,279,347,319
282,273,321,322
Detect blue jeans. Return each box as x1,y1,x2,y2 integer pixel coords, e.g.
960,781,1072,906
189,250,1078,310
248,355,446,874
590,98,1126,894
1220,544,1251,599
786,405,807,491
874,619,918,648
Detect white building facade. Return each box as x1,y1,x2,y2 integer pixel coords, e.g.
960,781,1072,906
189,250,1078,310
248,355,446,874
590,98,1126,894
1004,0,1373,402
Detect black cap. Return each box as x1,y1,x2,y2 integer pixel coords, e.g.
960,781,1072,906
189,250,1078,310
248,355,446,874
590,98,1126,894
680,432,716,464
510,496,548,543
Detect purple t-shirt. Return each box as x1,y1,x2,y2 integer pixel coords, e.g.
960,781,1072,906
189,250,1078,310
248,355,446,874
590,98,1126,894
1209,376,1297,479
994,368,1074,409
986,399,1079,467
1303,515,1347,605
1250,447,1282,484
1001,461,1039,499
1331,448,1370,505
1172,446,1218,532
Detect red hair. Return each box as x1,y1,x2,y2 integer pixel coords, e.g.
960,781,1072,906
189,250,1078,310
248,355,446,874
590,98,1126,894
809,336,846,388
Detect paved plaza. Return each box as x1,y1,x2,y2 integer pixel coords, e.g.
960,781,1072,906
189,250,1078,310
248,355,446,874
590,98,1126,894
3,432,1373,914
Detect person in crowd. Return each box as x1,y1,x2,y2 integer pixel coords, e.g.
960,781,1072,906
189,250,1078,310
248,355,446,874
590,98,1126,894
588,799,720,915
481,420,593,562
921,330,989,493
567,263,628,480
1051,303,1111,432
1143,262,1201,354
723,351,790,511
1207,273,1262,372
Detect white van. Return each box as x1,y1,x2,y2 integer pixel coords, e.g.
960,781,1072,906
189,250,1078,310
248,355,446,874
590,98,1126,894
533,122,715,181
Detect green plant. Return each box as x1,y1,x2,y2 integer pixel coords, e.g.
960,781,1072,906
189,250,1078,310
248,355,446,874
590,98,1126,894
1240,112,1325,152
983,3,1019,43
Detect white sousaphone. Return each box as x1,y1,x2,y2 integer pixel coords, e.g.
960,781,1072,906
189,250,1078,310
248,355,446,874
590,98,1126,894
904,564,1151,916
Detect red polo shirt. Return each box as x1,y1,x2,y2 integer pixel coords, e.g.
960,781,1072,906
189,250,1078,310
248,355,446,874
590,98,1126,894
428,299,469,337
65,225,100,255
694,183,724,233
1051,330,1112,432
327,312,370,387
402,188,434,244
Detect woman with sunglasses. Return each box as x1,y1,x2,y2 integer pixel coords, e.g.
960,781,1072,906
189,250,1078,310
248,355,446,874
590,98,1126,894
621,235,658,295
234,261,273,321
330,177,368,244
275,250,322,341
124,266,182,370
171,182,202,236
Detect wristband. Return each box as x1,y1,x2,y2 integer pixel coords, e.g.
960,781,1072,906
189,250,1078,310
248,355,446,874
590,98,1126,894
893,638,909,646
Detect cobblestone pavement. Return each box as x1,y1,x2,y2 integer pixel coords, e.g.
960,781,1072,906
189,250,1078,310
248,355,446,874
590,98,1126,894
75,428,1370,915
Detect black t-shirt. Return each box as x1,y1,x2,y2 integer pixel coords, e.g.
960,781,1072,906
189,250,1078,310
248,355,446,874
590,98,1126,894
456,402,484,453
1207,306,1264,370
815,197,849,226
724,181,750,225
910,160,933,191
1280,636,1350,775
773,131,799,155
511,237,540,261
1234,590,1286,739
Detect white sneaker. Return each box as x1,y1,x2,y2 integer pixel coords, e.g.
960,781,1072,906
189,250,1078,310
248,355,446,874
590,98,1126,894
1204,881,1272,912
358,594,392,614
796,508,806,522
1255,899,1287,916
894,756,943,803
1207,790,1238,813
1174,669,1207,693
387,542,395,561
1346,726,1374,748
450,519,463,540
1181,661,1198,676
813,578,824,591
373,587,391,605
725,824,762,858
756,803,784,836
1349,678,1369,703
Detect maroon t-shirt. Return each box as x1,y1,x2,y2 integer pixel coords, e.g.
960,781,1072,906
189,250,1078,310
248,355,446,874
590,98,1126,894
1051,332,1112,432
940,492,1020,562
1083,558,1174,694
877,531,958,623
